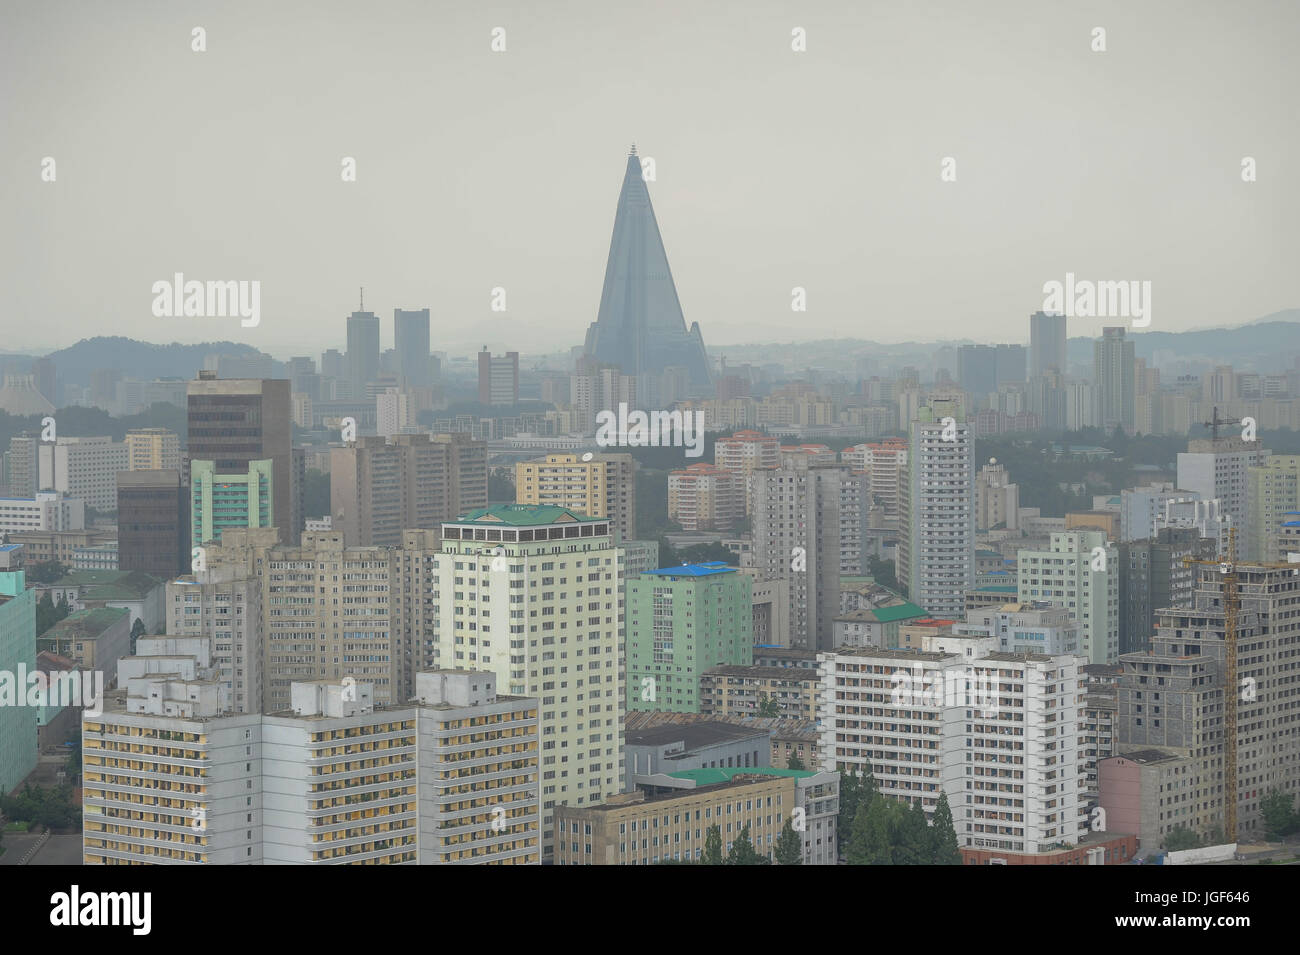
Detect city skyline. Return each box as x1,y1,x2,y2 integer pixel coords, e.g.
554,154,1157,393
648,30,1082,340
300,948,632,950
4,0,1298,356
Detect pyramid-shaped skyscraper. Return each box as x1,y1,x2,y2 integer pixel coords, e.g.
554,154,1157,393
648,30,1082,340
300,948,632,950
583,148,713,393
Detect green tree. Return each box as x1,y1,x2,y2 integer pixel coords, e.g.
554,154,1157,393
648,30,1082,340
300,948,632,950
846,796,894,865
774,817,802,865
1162,826,1202,852
757,693,780,718
702,824,723,865
26,561,69,585
895,799,933,865
726,824,769,865
36,592,71,637
839,767,861,836
301,468,331,523
1260,789,1299,840
487,468,515,503
786,753,805,771
866,556,899,592
929,792,962,864
65,740,82,779
130,617,147,654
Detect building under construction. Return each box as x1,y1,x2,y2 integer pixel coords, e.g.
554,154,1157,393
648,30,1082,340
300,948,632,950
1114,560,1300,844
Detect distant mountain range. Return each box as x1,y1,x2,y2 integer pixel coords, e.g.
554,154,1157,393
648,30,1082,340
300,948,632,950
0,337,275,384
1,313,1297,384
717,312,1300,376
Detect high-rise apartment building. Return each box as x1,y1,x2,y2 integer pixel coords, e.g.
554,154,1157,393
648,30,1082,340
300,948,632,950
625,562,752,713
125,428,182,472
187,374,297,547
82,656,540,865
393,307,432,389
38,435,128,511
346,306,381,398
1177,436,1270,531
167,528,273,715
975,460,1019,531
667,463,745,531
430,504,624,857
117,469,188,579
5,432,40,498
515,452,636,541
478,348,520,406
1245,455,1300,562
190,459,274,546
818,645,1082,858
262,529,396,711
751,456,842,650
1017,530,1118,664
1093,326,1136,433
842,437,908,524
1028,311,1067,379
900,397,974,619
714,430,779,476
331,432,488,547
1116,526,1210,654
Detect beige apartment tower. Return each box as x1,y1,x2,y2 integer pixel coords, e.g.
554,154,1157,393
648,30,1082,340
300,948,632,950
515,452,636,541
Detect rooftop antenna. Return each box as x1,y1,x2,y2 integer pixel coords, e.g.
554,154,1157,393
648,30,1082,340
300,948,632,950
359,287,364,311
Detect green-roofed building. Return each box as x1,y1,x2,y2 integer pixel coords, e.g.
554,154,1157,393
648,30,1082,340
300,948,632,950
37,606,131,685
626,562,752,714
44,568,166,635
436,502,623,860
832,596,928,648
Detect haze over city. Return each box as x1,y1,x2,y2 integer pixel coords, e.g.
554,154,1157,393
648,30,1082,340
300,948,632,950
4,0,1298,357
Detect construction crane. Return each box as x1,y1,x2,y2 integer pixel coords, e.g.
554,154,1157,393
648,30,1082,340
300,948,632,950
1184,527,1239,842
1201,406,1241,442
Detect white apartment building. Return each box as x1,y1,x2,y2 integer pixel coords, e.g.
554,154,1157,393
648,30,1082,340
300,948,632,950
38,435,129,512
956,602,1082,655
1118,483,1201,542
901,399,975,619
817,647,966,819
430,504,624,857
84,651,541,865
818,645,1083,856
1017,531,1118,664
1177,437,1270,529
0,490,85,535
963,652,1082,855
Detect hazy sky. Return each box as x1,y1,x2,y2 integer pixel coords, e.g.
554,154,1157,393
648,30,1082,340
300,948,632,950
4,0,1297,359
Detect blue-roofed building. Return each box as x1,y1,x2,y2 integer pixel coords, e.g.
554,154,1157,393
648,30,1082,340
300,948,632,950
626,562,752,714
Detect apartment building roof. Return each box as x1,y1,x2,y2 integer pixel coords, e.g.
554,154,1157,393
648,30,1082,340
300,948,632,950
625,721,768,749
645,561,736,578
452,503,603,525
825,647,957,663
1116,749,1184,766
666,767,819,786
979,651,1059,664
